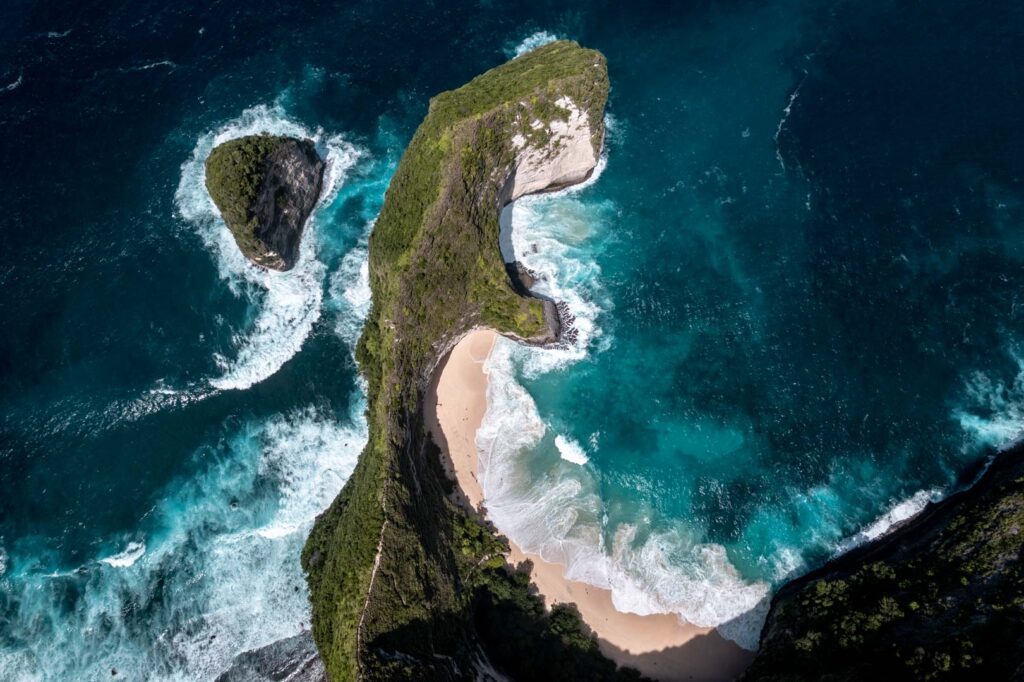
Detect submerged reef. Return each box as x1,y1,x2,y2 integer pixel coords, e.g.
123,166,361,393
745,444,1024,680
300,41,637,680
205,134,324,270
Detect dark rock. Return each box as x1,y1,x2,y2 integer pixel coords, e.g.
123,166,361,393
205,135,325,271
215,631,326,682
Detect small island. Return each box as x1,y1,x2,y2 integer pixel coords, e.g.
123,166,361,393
205,134,325,270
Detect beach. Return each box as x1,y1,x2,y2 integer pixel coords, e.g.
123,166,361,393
425,329,754,681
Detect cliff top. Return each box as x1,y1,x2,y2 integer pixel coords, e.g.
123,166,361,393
303,41,614,681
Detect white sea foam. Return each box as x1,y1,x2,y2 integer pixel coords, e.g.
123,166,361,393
834,488,943,556
774,74,807,171
478,157,771,649
508,31,559,59
2,74,23,93
554,435,589,465
175,103,365,391
0,137,380,673
120,60,177,73
329,236,373,352
0,399,367,680
955,354,1024,448
479,342,770,649
499,152,611,377
99,541,146,568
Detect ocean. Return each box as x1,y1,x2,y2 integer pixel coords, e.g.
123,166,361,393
2,0,1023,676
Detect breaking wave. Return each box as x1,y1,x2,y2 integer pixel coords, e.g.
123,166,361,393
507,30,560,59
834,488,944,556
479,339,771,649
99,541,146,568
0,399,367,680
478,150,771,649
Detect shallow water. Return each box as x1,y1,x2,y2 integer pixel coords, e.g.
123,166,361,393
1,0,1022,675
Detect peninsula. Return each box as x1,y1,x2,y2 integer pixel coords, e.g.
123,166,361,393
301,41,636,680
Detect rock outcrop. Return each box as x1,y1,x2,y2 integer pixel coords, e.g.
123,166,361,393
509,95,601,200
745,444,1024,681
215,632,325,682
205,134,325,271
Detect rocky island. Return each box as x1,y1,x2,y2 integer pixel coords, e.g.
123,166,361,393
300,41,634,680
205,134,325,270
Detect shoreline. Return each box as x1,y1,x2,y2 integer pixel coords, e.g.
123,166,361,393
425,329,754,681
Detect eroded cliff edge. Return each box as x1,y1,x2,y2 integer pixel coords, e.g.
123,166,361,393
205,134,324,270
745,444,1024,681
301,42,635,681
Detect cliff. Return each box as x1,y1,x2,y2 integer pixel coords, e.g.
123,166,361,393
205,134,324,270
301,42,632,681
744,444,1024,680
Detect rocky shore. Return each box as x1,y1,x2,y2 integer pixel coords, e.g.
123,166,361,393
745,443,1024,680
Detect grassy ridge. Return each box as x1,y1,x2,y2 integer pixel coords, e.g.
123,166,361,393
302,41,622,680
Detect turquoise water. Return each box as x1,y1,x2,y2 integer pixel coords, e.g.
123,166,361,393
2,0,1023,676
479,5,1024,648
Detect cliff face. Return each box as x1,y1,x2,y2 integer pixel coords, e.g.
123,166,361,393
745,445,1024,681
205,135,324,270
302,42,618,681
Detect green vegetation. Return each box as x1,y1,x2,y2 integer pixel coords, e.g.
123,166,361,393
744,449,1024,681
204,134,290,261
302,41,620,680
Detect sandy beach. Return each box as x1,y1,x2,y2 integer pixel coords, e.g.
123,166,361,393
425,329,754,681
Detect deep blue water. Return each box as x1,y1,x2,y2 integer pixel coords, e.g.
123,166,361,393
1,0,1023,676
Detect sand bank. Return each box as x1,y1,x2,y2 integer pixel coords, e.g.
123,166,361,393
425,330,754,681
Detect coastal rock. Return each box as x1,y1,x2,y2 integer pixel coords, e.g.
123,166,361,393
205,134,325,271
509,94,600,200
215,631,326,682
745,445,1024,680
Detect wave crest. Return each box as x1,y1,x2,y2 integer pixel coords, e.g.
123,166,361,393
99,541,146,568
507,31,560,59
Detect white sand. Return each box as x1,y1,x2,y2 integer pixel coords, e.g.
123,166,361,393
425,330,754,681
